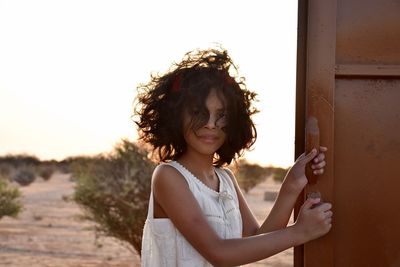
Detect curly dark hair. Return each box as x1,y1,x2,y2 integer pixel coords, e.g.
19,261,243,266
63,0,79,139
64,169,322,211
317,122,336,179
134,47,258,167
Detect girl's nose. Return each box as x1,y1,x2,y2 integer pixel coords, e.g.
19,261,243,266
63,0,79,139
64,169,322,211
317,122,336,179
204,114,217,129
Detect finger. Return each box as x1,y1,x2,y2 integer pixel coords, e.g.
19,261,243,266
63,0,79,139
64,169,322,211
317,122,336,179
301,149,318,164
316,202,332,212
313,153,325,163
303,197,321,210
313,169,324,175
325,210,333,218
312,161,326,170
296,152,307,162
320,146,328,152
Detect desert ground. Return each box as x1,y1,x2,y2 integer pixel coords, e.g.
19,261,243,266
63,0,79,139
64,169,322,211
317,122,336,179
0,173,293,267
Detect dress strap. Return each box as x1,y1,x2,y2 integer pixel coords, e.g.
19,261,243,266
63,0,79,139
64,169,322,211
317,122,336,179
147,161,196,220
163,161,196,190
147,191,155,219
215,168,239,203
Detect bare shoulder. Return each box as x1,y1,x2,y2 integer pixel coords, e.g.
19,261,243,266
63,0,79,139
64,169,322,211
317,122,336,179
152,163,189,197
153,163,181,180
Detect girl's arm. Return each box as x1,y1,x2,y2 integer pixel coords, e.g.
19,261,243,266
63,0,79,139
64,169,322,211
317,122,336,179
153,164,332,267
259,146,328,233
227,147,328,236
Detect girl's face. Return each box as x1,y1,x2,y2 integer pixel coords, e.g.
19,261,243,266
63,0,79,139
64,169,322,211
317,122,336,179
183,89,227,157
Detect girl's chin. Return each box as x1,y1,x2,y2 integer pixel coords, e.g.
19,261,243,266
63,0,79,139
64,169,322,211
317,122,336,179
187,143,221,156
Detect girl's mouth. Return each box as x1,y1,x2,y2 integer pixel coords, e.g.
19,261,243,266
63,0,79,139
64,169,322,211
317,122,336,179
197,134,219,143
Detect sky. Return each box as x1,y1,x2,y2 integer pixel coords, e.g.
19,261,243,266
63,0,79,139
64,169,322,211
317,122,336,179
0,0,298,168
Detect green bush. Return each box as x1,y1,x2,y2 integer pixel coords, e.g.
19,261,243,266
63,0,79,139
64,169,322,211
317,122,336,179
232,160,272,193
73,139,155,255
0,179,22,219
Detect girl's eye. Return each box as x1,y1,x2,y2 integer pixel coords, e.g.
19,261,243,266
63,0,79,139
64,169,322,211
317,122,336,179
192,108,206,115
190,108,209,127
216,112,227,127
217,112,226,119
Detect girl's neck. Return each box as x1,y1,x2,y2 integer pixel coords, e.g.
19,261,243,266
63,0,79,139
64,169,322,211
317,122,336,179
177,151,215,180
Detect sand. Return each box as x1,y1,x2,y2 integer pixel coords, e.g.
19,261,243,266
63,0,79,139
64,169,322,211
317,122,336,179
0,173,293,267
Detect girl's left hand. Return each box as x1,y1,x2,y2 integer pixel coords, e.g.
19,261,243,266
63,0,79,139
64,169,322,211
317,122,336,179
282,146,328,194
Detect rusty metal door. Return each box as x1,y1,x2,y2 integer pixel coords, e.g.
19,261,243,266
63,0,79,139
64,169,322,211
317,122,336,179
294,0,400,266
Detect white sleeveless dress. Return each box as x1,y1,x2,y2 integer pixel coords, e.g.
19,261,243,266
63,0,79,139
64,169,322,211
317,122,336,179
141,161,243,267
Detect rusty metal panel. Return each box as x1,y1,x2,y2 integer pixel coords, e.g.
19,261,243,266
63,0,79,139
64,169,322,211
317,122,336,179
295,0,400,266
336,0,400,65
334,79,400,266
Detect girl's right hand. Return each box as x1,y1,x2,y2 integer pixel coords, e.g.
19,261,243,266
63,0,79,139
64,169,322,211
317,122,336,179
294,197,333,242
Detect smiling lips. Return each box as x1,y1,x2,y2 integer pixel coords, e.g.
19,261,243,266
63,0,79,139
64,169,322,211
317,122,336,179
197,134,219,144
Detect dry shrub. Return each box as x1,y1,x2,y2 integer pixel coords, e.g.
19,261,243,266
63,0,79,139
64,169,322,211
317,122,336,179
72,139,155,256
271,167,289,183
0,154,40,167
12,167,36,186
232,160,290,192
0,163,14,178
55,160,72,174
37,163,57,181
232,160,272,193
0,179,22,219
0,155,40,186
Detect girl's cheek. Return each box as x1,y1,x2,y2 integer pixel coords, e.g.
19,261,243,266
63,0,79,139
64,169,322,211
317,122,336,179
216,117,227,128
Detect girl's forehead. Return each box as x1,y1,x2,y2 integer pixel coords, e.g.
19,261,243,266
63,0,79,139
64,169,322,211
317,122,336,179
205,89,226,110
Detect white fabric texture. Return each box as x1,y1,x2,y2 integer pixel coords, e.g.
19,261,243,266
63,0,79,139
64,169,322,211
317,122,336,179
141,161,243,267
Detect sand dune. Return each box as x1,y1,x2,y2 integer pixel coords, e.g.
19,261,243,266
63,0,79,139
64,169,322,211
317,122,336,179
0,173,292,267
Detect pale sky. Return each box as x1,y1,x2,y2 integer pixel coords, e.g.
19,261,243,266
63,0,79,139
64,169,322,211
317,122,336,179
0,0,298,168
